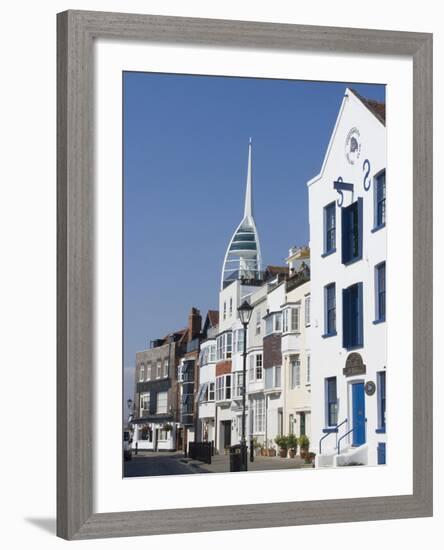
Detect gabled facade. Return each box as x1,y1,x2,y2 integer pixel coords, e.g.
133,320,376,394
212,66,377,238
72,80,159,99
308,88,386,467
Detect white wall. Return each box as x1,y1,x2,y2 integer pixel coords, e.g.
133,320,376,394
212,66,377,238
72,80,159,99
1,1,441,549
309,90,386,464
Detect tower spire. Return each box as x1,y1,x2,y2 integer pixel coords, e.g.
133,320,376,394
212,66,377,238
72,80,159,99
243,138,253,219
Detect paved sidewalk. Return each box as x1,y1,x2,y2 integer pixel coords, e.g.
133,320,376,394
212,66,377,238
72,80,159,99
181,453,310,473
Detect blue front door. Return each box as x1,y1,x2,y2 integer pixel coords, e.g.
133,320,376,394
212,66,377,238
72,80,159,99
352,382,366,446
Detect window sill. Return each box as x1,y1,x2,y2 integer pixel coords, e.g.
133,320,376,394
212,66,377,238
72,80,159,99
375,427,386,434
371,223,386,234
343,344,364,352
373,318,386,325
322,427,338,434
321,248,336,258
322,331,337,339
342,255,363,267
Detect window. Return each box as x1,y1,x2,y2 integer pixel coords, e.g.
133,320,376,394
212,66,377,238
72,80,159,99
223,301,226,320
342,198,363,264
265,367,273,389
209,344,216,362
235,329,244,353
156,360,162,378
249,355,255,381
233,372,244,397
324,283,336,336
275,365,281,388
291,308,300,332
158,429,169,441
266,313,282,335
216,376,224,401
265,365,281,389
248,354,263,382
215,375,231,401
343,282,364,349
324,202,336,254
290,355,301,388
139,392,150,416
163,359,169,378
374,170,386,228
229,297,233,317
139,426,152,441
253,396,265,433
377,371,386,432
305,295,311,326
283,307,299,333
146,363,151,380
265,316,274,336
326,377,338,426
255,354,263,380
307,355,311,384
208,382,215,401
226,332,232,358
289,414,294,435
139,365,145,382
156,391,168,414
255,310,261,335
216,332,233,360
197,383,208,403
375,262,386,322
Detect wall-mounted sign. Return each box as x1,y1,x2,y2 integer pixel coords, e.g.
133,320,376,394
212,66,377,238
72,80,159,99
343,352,366,377
345,127,361,165
365,381,376,396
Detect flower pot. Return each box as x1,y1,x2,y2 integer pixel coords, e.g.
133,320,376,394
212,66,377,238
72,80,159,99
267,448,276,457
288,449,296,459
300,448,309,459
279,448,287,458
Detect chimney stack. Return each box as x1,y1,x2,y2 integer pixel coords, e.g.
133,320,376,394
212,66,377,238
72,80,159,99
188,307,202,342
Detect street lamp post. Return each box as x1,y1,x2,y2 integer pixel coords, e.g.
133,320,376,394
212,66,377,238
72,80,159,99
238,300,254,471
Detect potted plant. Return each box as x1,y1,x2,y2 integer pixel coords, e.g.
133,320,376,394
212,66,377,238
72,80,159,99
252,437,263,456
275,435,289,458
267,446,276,457
298,435,310,458
287,434,298,458
163,423,173,432
305,452,316,466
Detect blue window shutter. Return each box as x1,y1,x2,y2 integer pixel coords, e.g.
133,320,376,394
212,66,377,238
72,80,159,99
341,207,348,263
357,197,363,260
358,282,364,346
342,288,349,348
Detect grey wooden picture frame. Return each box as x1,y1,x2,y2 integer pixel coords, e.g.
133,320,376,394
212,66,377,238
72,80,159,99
57,9,433,540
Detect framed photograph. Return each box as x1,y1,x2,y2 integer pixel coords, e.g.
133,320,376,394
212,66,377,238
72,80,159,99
57,10,433,540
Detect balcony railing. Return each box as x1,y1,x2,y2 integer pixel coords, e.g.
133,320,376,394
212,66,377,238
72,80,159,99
286,265,310,292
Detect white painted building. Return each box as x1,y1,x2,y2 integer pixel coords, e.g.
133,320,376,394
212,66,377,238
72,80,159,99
281,248,312,446
308,88,387,467
196,311,219,445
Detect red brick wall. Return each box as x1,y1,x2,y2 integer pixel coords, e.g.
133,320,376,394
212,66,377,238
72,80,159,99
263,334,282,368
216,360,232,376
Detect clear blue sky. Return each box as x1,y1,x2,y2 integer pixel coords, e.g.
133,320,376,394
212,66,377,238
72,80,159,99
123,72,385,406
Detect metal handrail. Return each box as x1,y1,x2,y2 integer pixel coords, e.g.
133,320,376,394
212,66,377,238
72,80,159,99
319,419,347,454
337,418,367,454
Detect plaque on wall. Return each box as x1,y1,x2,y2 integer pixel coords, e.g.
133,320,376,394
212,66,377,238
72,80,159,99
343,352,366,377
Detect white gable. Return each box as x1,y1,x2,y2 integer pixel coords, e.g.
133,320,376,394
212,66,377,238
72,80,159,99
307,88,385,192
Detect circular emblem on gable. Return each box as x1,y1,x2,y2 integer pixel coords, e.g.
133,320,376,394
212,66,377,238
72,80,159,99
365,381,376,396
345,127,361,165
